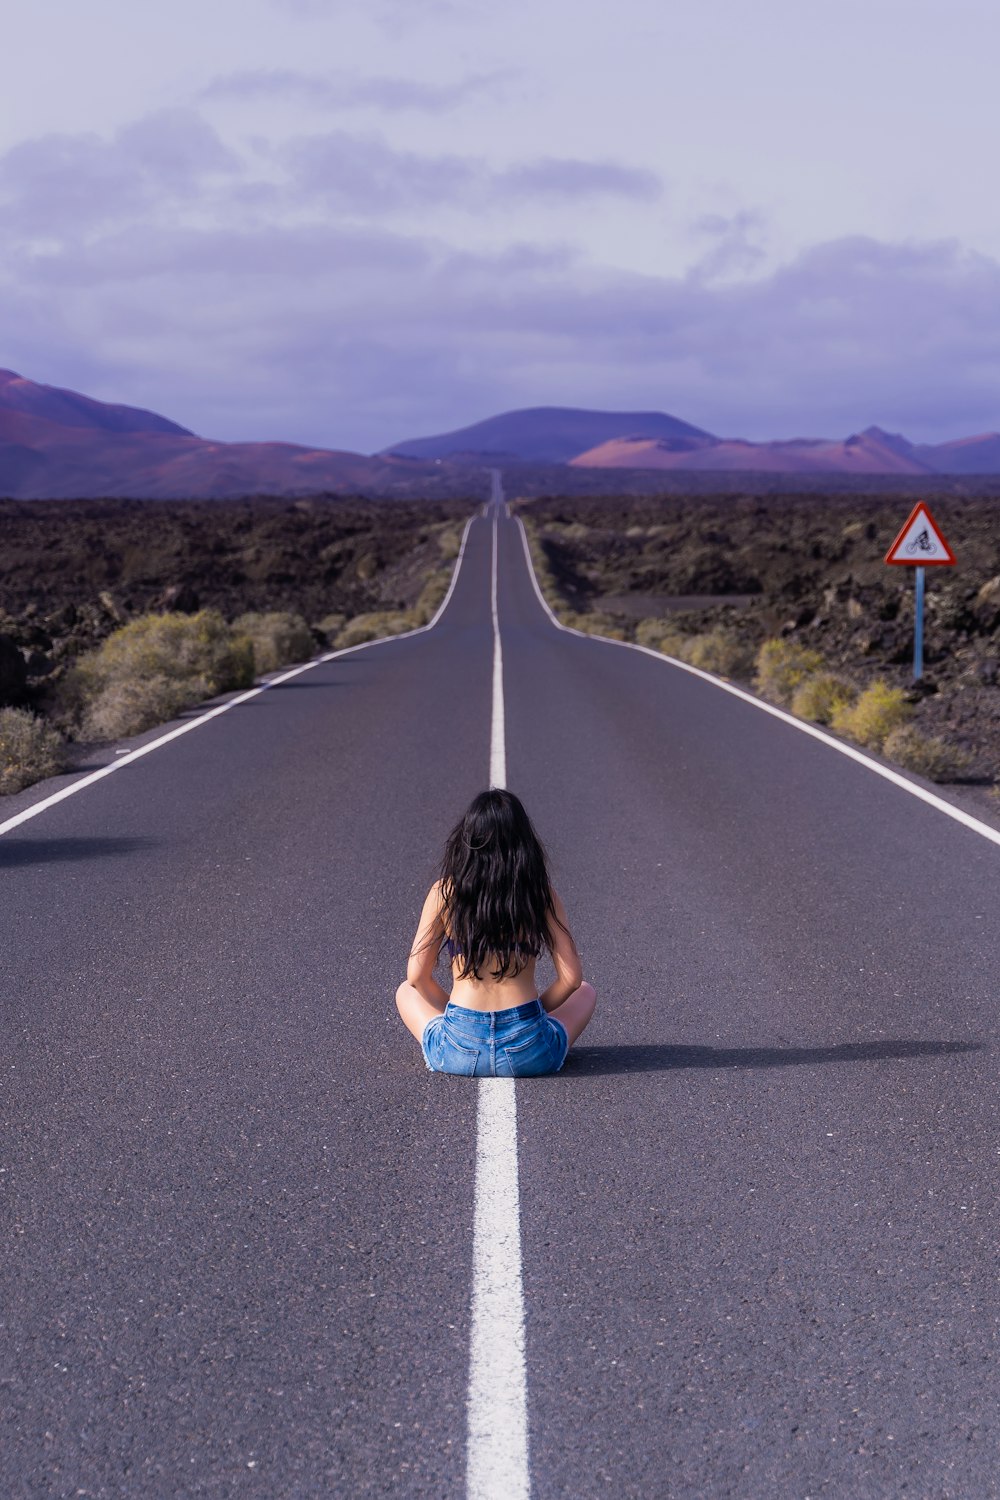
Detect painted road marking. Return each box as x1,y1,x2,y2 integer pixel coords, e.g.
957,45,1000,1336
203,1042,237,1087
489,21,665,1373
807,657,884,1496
468,1080,530,1500
0,515,478,839
490,508,507,791
467,477,530,1500
515,516,1000,853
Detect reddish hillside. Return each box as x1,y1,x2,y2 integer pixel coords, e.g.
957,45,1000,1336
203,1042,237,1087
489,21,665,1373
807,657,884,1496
0,368,192,436
570,428,934,476
5,370,1000,492
0,371,429,498
918,432,1000,474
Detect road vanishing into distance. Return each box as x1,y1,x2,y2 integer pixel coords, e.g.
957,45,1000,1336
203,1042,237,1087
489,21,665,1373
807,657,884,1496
3,476,1000,1500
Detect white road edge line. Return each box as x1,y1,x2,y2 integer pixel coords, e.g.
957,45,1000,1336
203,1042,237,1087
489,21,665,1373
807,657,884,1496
515,515,1000,852
0,513,477,839
467,486,530,1500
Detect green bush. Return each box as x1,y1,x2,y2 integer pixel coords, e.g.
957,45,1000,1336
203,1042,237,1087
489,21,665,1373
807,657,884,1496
0,707,65,794
232,611,314,674
830,679,911,749
790,672,857,725
68,610,254,741
754,639,825,705
882,724,972,781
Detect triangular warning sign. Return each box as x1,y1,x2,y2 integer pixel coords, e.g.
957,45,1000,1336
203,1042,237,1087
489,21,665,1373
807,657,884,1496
885,502,956,565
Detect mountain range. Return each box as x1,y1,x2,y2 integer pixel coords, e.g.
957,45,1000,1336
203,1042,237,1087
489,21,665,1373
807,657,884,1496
0,370,421,499
386,408,1000,476
3,368,1000,498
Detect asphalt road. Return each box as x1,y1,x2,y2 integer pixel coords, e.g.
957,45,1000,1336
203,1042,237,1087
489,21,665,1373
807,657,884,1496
2,484,999,1499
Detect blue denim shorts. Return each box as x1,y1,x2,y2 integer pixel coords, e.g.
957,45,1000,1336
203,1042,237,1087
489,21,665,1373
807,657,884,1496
421,998,569,1078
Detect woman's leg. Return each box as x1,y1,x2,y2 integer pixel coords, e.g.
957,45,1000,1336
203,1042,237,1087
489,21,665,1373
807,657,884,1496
548,981,596,1047
395,980,447,1043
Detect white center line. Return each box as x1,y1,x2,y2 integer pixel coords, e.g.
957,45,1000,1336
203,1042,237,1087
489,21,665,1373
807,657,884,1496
490,506,507,791
467,478,530,1500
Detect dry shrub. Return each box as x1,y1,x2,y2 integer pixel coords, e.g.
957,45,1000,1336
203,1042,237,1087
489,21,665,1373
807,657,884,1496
635,617,670,649
0,707,65,794
790,672,857,725
559,610,627,641
436,525,464,560
69,610,254,740
335,610,418,648
316,613,347,641
82,676,204,742
830,679,911,749
754,639,825,705
634,620,692,658
327,546,457,651
636,621,751,674
882,725,972,781
232,611,314,674
683,630,754,678
652,631,691,660
413,572,450,623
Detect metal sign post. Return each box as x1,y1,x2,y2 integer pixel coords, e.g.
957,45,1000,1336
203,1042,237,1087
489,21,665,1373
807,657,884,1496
913,565,925,679
884,502,956,681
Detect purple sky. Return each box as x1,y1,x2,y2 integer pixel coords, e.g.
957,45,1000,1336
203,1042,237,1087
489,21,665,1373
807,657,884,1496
2,0,1000,451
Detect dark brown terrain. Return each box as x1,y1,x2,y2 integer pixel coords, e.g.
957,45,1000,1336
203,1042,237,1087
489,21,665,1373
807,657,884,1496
0,493,478,715
2,483,996,810
514,489,1000,803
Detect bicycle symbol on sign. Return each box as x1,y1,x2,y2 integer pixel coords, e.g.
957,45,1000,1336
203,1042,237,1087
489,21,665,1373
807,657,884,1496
905,526,935,556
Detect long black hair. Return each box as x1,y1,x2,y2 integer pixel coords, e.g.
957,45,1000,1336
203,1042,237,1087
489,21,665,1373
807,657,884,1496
437,789,561,981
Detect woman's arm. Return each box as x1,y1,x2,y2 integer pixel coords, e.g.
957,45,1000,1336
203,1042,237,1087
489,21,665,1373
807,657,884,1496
406,882,450,1006
539,888,584,1012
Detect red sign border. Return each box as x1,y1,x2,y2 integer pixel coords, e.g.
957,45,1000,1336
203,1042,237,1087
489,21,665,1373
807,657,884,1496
884,501,956,566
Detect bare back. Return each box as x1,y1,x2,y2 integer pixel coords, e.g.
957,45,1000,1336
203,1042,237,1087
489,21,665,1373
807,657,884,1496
408,880,582,1014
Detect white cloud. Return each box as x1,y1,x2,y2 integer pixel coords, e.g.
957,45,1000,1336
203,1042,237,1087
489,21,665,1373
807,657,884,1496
0,110,240,237
6,218,1000,453
201,66,513,113
2,104,999,454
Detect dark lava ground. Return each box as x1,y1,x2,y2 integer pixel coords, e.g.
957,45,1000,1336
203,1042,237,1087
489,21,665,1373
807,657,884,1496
514,490,1000,804
1,486,996,811
0,494,478,717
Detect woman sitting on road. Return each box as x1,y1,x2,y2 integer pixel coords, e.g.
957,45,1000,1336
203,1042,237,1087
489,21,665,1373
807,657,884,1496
395,788,596,1077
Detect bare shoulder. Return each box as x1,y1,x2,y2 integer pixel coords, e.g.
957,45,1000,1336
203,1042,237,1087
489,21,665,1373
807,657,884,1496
421,879,446,924
548,887,575,939
549,886,570,920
